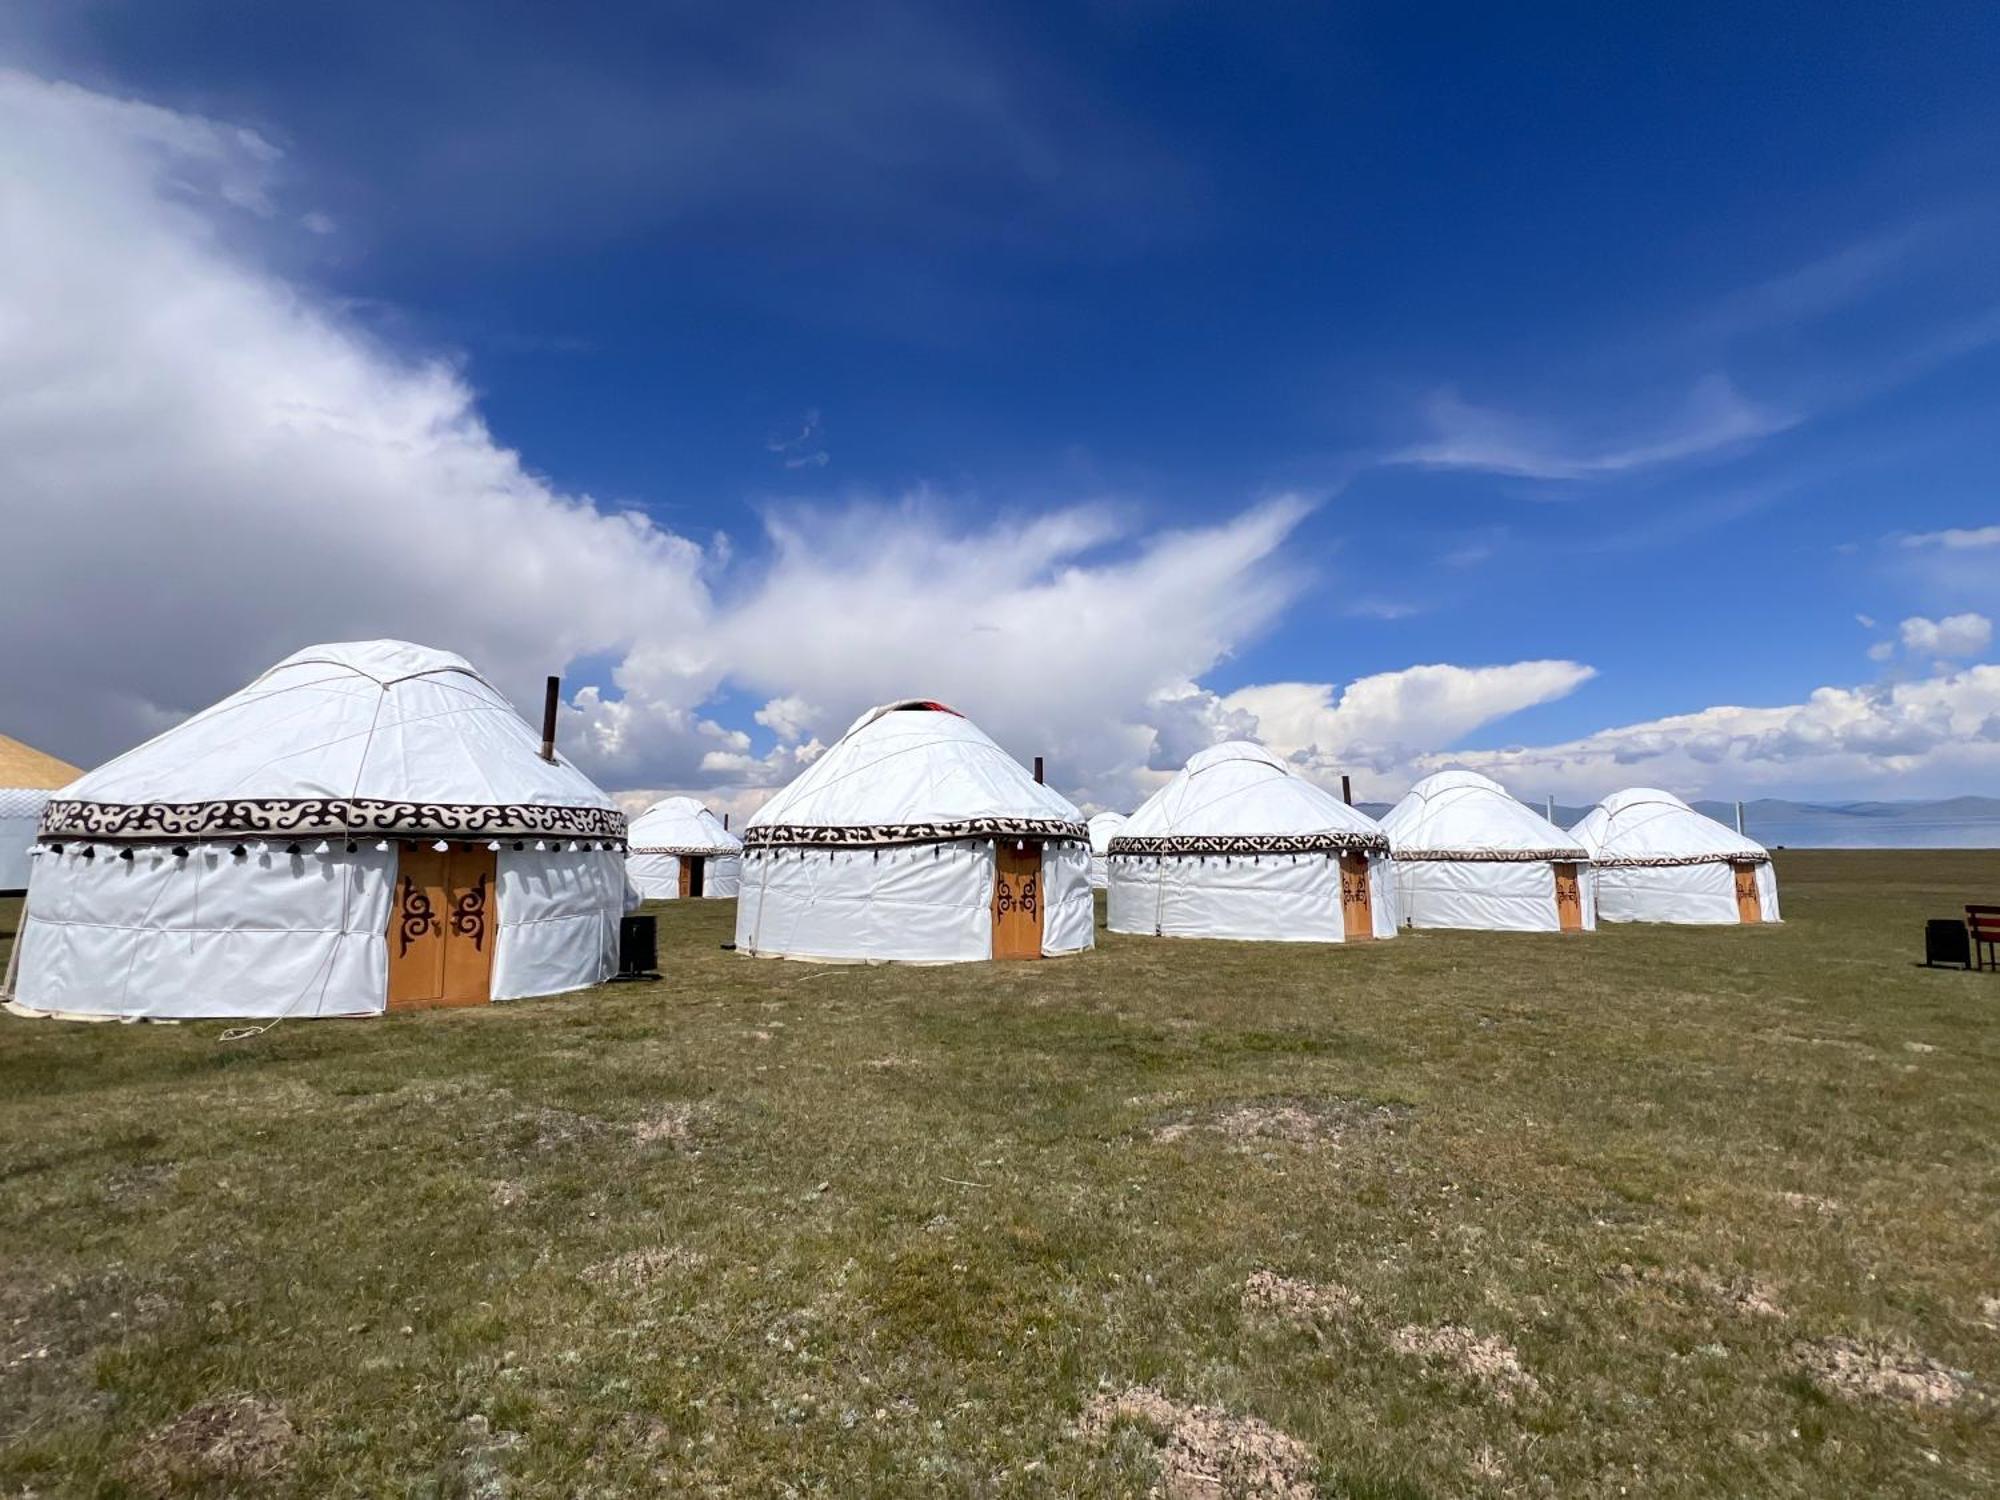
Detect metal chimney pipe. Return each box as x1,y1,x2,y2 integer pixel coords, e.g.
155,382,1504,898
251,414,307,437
1546,794,1556,823
1736,800,1745,835
1340,774,1353,806
540,676,561,763
1033,755,1044,785
722,812,730,830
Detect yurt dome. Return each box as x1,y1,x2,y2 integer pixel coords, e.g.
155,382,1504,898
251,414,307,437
1086,811,1127,890
1570,788,1779,925
1107,741,1397,942
735,699,1093,963
627,796,743,900
0,733,82,897
9,641,629,1020
1381,769,1594,932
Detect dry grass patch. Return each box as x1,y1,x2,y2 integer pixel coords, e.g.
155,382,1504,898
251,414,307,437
1240,1269,1360,1328
122,1394,295,1492
582,1245,708,1288
1611,1263,1786,1321
1150,1095,1408,1150
632,1101,706,1147
1792,1336,1970,1409
1080,1385,1316,1499
1387,1323,1541,1402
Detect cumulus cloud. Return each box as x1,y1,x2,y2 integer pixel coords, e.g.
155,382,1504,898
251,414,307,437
1899,613,1993,659
1394,374,1789,480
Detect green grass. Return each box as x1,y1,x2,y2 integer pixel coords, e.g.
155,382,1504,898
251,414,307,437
1,850,1998,1495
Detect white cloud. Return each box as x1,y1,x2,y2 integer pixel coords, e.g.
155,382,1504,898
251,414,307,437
1900,613,1993,659
1441,664,2000,801
1394,374,1789,480
1900,525,2000,551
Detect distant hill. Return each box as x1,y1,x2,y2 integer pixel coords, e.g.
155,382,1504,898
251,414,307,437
1356,794,2000,848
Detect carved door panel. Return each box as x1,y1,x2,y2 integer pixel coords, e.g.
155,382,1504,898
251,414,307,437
991,840,1044,960
1340,853,1374,941
1553,862,1583,933
677,857,692,900
388,845,496,1009
1732,861,1762,924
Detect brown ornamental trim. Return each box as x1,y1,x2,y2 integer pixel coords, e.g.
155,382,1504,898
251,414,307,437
1107,831,1389,857
1593,852,1769,868
743,817,1089,849
1392,847,1587,863
39,797,627,843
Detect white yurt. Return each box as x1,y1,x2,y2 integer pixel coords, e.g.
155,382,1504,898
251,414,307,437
1107,742,1397,942
1570,788,1780,925
735,699,1093,963
6,641,629,1020
1,734,83,896
1086,811,1127,890
1381,769,1595,932
626,797,743,900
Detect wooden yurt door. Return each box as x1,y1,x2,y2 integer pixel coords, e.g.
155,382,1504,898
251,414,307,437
992,840,1044,960
388,845,497,1010
678,856,704,899
1732,861,1762,924
1339,853,1373,941
1553,862,1583,933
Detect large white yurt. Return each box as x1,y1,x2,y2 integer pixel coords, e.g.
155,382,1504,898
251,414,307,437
1381,769,1595,932
1,734,83,896
1107,742,1397,942
6,641,629,1020
1086,811,1127,890
626,797,743,900
734,699,1093,963
1570,788,1780,925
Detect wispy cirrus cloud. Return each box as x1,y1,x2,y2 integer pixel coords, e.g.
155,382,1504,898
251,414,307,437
1392,374,1791,481
1899,525,2000,551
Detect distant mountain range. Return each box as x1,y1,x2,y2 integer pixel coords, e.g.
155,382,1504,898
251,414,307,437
1355,796,2000,849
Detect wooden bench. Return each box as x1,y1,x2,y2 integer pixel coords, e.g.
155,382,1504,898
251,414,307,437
1966,906,2000,970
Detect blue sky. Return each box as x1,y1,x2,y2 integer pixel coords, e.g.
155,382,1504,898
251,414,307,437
2,2,1999,810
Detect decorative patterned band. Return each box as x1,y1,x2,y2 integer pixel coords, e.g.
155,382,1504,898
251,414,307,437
744,817,1089,849
1593,853,1769,868
1392,848,1587,863
629,845,744,857
1107,832,1389,856
38,797,628,842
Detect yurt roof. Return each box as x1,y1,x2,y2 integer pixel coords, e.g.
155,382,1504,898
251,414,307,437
1086,810,1128,855
0,733,83,791
628,796,743,855
1570,787,1768,866
745,700,1086,847
1110,740,1388,855
1382,769,1586,862
41,640,624,843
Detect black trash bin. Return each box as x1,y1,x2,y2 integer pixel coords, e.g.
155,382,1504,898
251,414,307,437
617,914,661,979
1924,918,1971,970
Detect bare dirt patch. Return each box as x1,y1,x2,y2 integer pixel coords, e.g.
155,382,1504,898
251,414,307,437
1080,1386,1316,1499
1387,1324,1541,1402
583,1246,707,1288
1150,1096,1408,1150
1792,1336,1968,1408
123,1394,295,1491
1240,1270,1360,1328
1610,1264,1785,1321
1978,1295,2000,1331
632,1102,707,1148
1774,1190,1841,1215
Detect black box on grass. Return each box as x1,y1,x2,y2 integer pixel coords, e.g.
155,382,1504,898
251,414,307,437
1924,918,1971,970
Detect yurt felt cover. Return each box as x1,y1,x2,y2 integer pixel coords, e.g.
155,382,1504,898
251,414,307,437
1571,788,1779,924
627,796,744,899
735,700,1091,962
1107,742,1397,942
1381,769,1596,932
13,641,627,1018
1086,811,1127,890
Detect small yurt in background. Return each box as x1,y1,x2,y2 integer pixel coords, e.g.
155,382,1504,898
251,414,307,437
1571,788,1779,925
626,796,743,899
1,734,83,896
1381,769,1594,932
7,641,628,1020
1107,742,1396,942
1086,811,1127,890
735,699,1092,963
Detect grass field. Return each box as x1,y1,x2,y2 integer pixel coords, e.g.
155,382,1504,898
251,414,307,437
1,849,1997,1496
